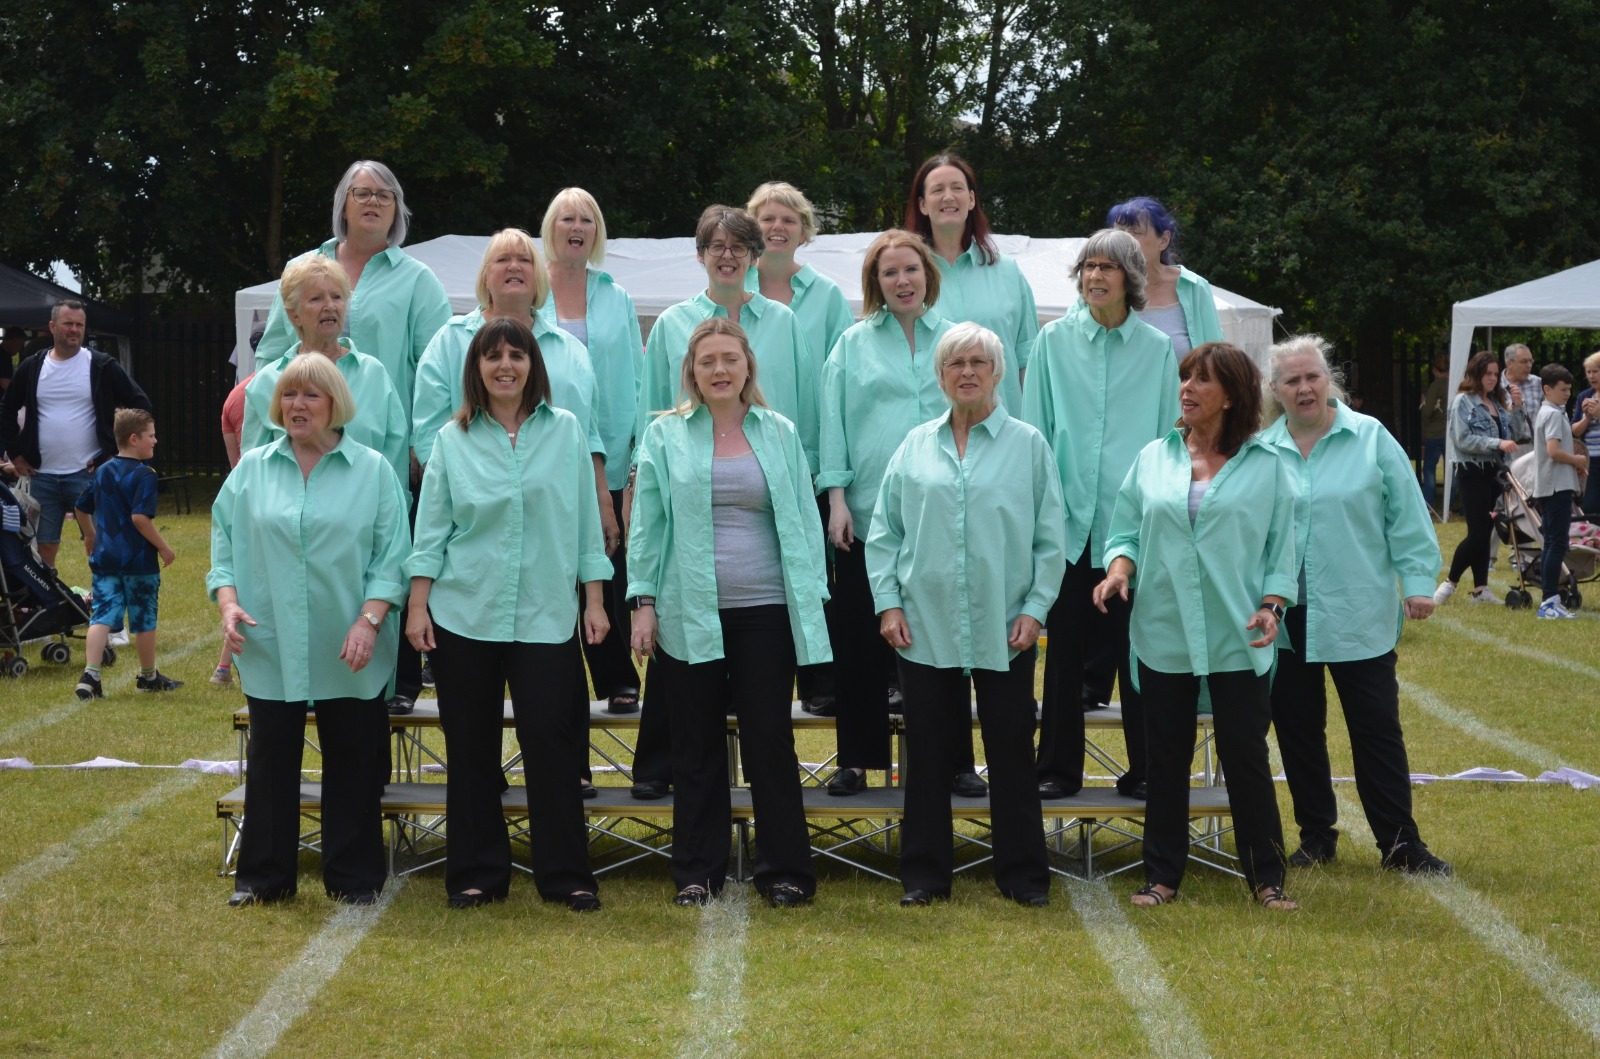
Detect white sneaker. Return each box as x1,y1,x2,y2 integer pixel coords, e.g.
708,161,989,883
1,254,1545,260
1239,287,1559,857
1432,581,1456,605
1469,586,1502,605
109,629,131,647
1536,597,1576,619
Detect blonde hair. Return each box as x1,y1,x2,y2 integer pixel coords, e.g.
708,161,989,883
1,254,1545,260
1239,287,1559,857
674,318,768,415
280,257,352,343
268,352,356,430
746,181,818,245
540,188,607,265
1261,333,1348,426
475,228,550,311
1583,350,1600,372
861,229,941,316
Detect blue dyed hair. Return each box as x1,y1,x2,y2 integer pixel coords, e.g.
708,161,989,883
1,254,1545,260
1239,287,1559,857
1105,196,1179,266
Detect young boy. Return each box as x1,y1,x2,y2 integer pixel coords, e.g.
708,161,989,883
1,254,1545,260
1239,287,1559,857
72,408,182,698
1531,364,1588,619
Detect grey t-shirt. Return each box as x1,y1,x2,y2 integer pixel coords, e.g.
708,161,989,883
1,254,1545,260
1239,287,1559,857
1140,303,1192,358
1533,401,1579,497
711,451,787,609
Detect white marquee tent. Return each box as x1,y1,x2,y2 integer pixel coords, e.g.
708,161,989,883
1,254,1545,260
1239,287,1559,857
234,232,1281,377
1444,257,1600,511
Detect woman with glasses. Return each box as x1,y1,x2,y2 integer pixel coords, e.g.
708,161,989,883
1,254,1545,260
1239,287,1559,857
1022,230,1177,806
628,206,817,802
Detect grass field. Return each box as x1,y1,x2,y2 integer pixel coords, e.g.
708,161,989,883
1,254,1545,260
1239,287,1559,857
1,480,1597,1058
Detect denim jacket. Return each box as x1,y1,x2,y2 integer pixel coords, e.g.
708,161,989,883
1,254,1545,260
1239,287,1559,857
1448,390,1517,467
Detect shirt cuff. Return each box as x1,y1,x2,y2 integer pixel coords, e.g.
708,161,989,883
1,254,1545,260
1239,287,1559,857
625,578,658,600
578,554,614,583
363,577,406,608
871,590,903,613
1401,575,1438,600
813,470,854,490
402,552,443,581
1019,602,1051,625
1263,574,1300,604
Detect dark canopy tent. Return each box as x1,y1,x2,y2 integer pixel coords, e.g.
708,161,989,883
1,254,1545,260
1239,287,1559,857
0,262,135,361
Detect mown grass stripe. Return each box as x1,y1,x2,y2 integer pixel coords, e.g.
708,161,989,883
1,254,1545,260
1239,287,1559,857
1431,614,1600,684
1398,677,1577,769
1064,877,1213,1059
675,886,750,1059
210,881,403,1059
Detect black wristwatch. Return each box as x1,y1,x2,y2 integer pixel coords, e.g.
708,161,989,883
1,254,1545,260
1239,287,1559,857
1259,601,1285,622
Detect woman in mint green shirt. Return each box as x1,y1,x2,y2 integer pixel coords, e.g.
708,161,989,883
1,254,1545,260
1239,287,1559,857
210,352,410,908
1262,334,1452,877
627,319,829,909
405,316,612,912
817,229,952,796
1095,342,1298,911
904,153,1038,413
541,189,643,713
868,322,1067,906
252,160,451,464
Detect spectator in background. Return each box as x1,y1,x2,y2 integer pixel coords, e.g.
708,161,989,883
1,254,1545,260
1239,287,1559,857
0,300,151,569
1418,353,1450,512
0,326,26,389
1501,342,1542,454
1570,351,1600,517
1530,364,1587,619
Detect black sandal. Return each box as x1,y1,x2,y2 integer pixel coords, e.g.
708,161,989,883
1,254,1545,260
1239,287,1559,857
607,689,641,714
1130,883,1176,906
1256,884,1298,910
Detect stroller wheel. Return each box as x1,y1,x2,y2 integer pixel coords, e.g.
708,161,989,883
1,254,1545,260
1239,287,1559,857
1503,589,1531,610
102,645,117,667
1560,585,1582,611
41,641,71,665
5,656,27,678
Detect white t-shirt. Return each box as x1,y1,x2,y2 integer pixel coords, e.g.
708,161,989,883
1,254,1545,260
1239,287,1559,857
36,350,100,473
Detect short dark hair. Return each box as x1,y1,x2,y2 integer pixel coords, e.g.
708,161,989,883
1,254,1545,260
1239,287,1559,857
695,206,763,258
114,407,154,446
1178,342,1262,457
455,317,549,430
51,299,86,322
1540,363,1574,389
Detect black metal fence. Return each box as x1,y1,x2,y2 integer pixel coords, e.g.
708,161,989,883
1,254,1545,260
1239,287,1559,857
133,311,237,475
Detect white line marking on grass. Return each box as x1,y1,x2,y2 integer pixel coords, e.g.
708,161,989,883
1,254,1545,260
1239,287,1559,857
0,760,212,899
1431,614,1600,683
0,631,215,748
1327,790,1600,1046
210,880,403,1059
1064,877,1213,1059
1397,678,1579,769
675,886,750,1059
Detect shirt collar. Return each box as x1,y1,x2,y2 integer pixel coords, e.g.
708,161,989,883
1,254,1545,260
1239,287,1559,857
1069,300,1141,344
935,403,1009,438
267,429,355,465
321,238,404,268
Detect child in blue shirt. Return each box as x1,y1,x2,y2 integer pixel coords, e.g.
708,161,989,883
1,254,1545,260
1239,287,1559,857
1532,364,1588,619
72,408,181,697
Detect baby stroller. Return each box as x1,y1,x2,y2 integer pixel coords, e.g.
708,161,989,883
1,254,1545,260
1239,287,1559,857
1492,452,1599,610
0,478,101,677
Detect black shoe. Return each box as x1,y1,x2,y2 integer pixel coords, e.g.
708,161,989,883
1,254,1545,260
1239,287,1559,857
1081,697,1110,712
420,659,435,689
1007,890,1050,907
1382,840,1453,876
579,780,598,799
1288,842,1337,868
565,891,602,912
448,890,498,909
631,779,670,800
227,890,262,907
801,694,837,716
826,768,867,796
1038,780,1069,800
900,888,950,906
765,882,810,908
334,889,379,906
674,884,711,907
1114,777,1147,801
951,771,988,798
75,671,103,701
135,670,183,692
387,695,415,716
886,686,905,714
607,689,640,714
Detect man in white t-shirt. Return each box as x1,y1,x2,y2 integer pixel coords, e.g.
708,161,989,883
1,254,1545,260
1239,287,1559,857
0,300,150,568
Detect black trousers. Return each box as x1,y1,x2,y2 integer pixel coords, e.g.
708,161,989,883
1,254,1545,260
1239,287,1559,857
1447,462,1500,587
238,692,388,899
795,492,839,702
898,653,1048,896
394,483,424,700
1270,606,1421,854
631,655,672,785
1138,663,1285,893
831,540,895,769
580,489,641,699
655,605,815,896
432,624,596,900
1037,544,1145,794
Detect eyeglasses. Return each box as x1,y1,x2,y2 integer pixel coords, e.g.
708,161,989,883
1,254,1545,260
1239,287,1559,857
1081,260,1122,275
943,357,995,373
704,242,751,259
349,187,396,206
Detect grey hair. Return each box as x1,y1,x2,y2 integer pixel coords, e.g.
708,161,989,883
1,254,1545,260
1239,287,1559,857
1503,342,1532,361
1072,229,1148,312
933,322,1006,398
331,160,410,248
1262,333,1348,425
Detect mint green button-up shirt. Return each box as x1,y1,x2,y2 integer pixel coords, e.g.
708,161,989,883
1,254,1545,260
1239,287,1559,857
207,434,409,703
867,407,1067,673
627,404,831,666
1105,431,1298,677
254,240,451,419
1260,401,1441,663
1022,301,1179,565
411,308,604,466
406,404,612,643
637,292,819,471
241,342,410,488
1175,266,1225,348
744,264,855,372
817,308,953,532
931,244,1038,413
537,268,643,490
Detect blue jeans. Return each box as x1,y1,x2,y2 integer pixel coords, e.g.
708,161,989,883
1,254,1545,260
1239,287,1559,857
1540,490,1574,601
1420,438,1446,506
28,470,92,546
